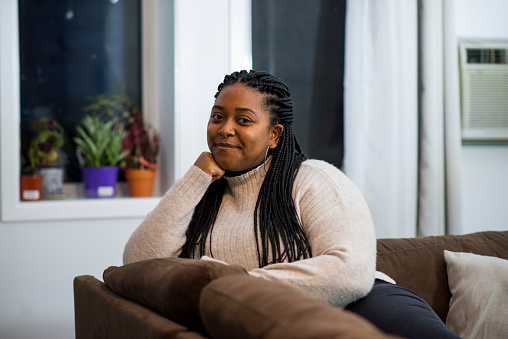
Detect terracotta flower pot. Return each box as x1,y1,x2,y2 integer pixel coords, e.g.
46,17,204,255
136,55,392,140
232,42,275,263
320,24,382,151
125,168,156,197
20,175,44,201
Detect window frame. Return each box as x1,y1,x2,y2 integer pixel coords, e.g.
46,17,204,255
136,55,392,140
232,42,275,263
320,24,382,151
0,0,161,222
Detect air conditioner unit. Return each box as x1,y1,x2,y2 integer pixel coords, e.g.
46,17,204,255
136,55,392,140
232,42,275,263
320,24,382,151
459,43,508,142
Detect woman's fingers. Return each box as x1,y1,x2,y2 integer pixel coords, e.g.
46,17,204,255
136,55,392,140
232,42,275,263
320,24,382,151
194,152,226,182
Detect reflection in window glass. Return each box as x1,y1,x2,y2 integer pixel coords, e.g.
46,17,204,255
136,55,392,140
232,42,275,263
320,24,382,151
19,0,141,182
252,0,345,168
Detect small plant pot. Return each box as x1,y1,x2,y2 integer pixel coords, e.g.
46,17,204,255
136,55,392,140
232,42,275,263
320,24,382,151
20,175,43,201
81,167,119,198
39,167,64,197
125,168,157,197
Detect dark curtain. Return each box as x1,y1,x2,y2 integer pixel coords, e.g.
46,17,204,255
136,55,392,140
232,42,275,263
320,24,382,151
252,0,346,168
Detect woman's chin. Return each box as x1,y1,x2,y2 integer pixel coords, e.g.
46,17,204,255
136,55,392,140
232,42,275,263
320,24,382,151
211,152,236,170
212,152,263,173
213,158,237,172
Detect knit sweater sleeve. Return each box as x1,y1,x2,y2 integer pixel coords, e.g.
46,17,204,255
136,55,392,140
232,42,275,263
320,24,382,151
123,166,212,264
249,160,377,308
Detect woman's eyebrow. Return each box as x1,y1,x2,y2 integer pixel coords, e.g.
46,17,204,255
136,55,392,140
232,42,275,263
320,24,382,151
236,107,257,116
212,105,257,116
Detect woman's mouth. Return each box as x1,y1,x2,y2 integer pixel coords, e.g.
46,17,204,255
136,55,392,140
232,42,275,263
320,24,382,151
216,143,239,150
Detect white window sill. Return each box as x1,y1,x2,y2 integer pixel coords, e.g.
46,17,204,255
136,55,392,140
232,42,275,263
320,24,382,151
4,197,160,223
2,183,161,223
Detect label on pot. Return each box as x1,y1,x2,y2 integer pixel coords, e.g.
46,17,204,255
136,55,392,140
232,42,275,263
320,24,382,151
97,186,114,197
23,190,40,200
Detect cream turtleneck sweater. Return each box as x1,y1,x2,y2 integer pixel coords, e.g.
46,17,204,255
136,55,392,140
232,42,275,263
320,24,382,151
123,159,380,307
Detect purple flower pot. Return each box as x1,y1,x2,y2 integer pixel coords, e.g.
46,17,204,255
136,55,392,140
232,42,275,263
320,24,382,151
81,167,119,198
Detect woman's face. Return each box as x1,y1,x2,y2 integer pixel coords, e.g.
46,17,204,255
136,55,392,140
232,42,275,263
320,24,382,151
207,83,283,173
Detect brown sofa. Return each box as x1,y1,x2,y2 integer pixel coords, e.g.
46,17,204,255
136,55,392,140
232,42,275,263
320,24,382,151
74,231,508,339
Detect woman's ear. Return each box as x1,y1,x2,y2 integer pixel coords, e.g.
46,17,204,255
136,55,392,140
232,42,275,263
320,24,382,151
269,124,284,149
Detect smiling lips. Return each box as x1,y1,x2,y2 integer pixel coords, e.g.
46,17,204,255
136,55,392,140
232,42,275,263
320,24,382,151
216,142,240,150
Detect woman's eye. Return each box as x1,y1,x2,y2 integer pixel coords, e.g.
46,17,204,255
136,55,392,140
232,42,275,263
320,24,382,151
211,113,223,121
238,118,252,124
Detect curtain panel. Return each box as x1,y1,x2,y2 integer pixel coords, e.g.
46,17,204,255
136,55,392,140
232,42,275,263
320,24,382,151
418,0,462,236
344,0,418,238
344,0,462,238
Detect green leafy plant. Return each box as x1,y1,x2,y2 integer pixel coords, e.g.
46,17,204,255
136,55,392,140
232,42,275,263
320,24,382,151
23,118,65,174
83,93,160,170
73,115,129,167
23,149,40,175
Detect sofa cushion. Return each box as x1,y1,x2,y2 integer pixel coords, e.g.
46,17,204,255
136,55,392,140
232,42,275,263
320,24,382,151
376,231,508,322
199,274,402,339
74,275,205,339
444,251,508,339
103,258,246,334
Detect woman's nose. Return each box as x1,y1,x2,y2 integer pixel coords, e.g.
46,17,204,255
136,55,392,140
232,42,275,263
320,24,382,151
218,119,235,137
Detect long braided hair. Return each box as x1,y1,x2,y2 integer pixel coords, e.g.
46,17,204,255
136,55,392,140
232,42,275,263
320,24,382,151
179,70,311,267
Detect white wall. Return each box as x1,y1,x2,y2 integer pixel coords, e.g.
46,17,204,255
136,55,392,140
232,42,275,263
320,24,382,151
455,0,508,40
456,0,508,234
461,146,508,233
0,218,140,339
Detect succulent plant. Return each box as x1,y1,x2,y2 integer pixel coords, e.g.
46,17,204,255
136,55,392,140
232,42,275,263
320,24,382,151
73,114,129,167
82,93,160,170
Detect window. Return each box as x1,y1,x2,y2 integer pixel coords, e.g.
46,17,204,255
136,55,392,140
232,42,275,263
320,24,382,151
252,0,346,168
0,0,172,222
19,0,141,182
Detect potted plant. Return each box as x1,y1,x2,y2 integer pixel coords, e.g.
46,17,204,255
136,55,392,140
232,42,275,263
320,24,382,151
121,104,160,197
32,118,65,197
20,145,43,202
20,118,65,200
73,114,129,198
82,93,160,197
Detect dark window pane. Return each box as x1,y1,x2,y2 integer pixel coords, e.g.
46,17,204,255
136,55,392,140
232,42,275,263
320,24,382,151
252,0,345,168
19,0,141,182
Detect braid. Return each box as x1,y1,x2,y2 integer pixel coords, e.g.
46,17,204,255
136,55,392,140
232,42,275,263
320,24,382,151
179,178,226,259
179,70,311,265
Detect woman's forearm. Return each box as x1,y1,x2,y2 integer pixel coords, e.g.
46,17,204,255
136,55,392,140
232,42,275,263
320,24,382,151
123,166,212,264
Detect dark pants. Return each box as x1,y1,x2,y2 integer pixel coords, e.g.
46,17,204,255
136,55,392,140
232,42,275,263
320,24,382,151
345,280,461,339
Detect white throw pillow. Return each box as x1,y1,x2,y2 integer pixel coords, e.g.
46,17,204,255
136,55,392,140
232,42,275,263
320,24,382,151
444,250,508,339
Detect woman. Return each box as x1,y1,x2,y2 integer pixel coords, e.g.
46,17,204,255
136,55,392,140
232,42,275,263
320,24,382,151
124,70,459,339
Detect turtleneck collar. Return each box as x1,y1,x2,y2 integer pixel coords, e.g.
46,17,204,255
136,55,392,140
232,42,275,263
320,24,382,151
224,156,272,193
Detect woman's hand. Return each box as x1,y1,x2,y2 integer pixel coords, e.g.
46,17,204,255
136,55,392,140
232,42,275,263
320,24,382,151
194,152,226,182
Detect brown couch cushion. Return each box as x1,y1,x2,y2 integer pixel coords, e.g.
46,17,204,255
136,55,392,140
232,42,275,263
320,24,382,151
200,274,403,339
74,275,202,339
376,231,508,322
103,258,246,334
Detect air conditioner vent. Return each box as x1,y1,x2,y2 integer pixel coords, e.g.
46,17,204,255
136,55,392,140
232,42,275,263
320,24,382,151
459,43,508,143
466,48,508,64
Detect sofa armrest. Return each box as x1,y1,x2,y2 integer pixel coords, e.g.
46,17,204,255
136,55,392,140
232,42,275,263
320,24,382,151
73,275,207,339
